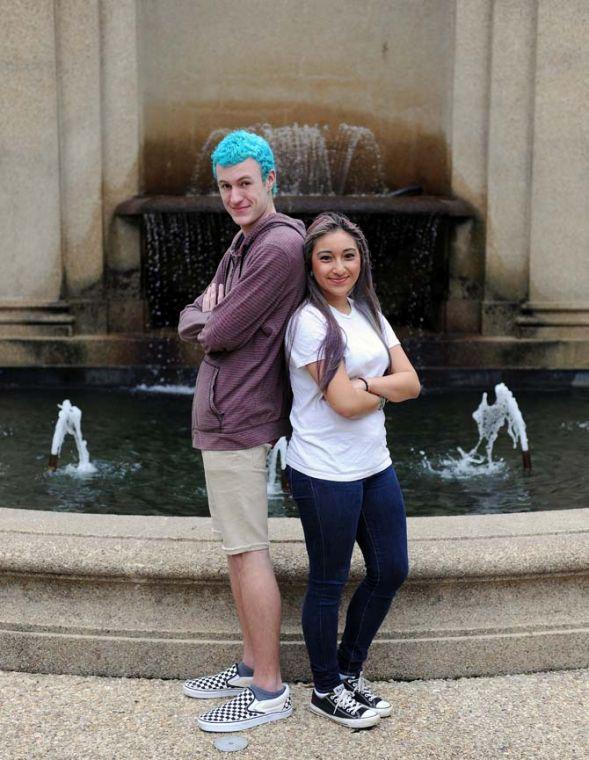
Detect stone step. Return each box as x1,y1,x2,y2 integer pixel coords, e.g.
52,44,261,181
0,303,75,337
0,508,587,681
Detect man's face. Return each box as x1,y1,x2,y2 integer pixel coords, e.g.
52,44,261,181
215,158,275,233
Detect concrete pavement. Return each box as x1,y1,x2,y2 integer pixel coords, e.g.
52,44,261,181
0,669,587,759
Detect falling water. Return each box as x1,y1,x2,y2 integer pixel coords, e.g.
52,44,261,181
48,400,96,474
330,124,386,195
188,122,386,196
144,208,442,329
145,123,445,332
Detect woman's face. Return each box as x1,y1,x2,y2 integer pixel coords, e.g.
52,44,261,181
311,229,362,302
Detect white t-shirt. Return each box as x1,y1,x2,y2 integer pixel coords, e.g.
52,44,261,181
285,300,400,481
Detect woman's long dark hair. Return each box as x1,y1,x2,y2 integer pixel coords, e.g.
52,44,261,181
290,212,391,391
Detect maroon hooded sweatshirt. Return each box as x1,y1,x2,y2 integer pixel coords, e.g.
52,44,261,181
178,212,306,450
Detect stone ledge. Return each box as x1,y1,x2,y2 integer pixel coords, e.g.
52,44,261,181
0,508,587,679
1,334,589,370
0,509,587,581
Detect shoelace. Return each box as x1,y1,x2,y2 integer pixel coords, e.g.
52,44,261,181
352,673,377,702
333,686,363,715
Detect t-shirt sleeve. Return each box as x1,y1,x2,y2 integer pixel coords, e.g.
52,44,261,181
287,307,328,368
380,314,401,349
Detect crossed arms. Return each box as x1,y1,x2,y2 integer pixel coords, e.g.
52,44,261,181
305,345,421,419
178,245,292,353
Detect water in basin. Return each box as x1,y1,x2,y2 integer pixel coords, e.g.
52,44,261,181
0,386,586,517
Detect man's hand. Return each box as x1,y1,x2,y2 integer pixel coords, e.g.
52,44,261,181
202,283,225,312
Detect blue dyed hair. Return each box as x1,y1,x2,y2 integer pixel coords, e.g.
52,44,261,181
211,130,277,195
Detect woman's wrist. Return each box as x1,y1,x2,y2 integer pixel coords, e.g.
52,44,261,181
361,376,387,409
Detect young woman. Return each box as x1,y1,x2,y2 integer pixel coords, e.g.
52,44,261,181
285,212,420,729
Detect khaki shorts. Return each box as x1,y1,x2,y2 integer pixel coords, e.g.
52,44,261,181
202,445,271,555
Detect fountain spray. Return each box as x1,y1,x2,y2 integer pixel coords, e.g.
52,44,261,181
470,383,531,472
48,400,95,473
267,437,288,495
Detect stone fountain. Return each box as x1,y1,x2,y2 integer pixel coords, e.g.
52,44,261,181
0,127,586,683
116,124,472,333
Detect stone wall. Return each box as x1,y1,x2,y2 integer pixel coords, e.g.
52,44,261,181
449,0,589,338
0,0,142,336
137,0,454,195
0,0,587,347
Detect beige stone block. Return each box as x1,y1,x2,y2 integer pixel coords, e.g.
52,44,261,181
100,0,141,274
0,302,74,337
445,299,481,334
0,508,586,680
138,0,454,194
447,218,484,333
517,301,589,339
528,1,589,304
450,0,492,210
55,0,104,297
481,301,522,337
485,0,535,305
107,298,146,333
0,0,62,301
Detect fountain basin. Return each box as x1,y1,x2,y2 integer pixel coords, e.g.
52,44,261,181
0,507,586,680
2,386,588,516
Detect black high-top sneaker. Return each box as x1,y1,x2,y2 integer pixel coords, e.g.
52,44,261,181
310,683,380,728
342,672,392,717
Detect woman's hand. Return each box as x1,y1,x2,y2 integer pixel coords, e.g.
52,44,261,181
202,283,225,312
350,378,368,392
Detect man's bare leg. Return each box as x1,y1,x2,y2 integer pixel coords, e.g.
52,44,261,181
227,549,282,692
228,558,255,669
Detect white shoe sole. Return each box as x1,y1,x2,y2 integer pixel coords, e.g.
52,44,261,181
309,703,380,728
374,703,392,717
197,705,293,733
183,684,246,699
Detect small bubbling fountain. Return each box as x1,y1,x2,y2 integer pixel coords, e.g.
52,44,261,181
469,383,531,472
267,437,288,496
420,383,531,479
48,400,96,474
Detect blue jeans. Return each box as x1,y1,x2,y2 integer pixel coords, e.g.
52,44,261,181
289,465,409,692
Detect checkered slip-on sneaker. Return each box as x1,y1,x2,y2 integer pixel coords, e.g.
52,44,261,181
197,685,293,733
342,672,392,717
183,663,253,699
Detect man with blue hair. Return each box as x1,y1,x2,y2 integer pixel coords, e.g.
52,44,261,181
179,130,305,732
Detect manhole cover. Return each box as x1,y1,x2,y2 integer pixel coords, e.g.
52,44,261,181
213,735,249,752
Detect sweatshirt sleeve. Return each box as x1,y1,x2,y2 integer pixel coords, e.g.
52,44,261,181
177,293,209,343
177,257,227,343
198,244,301,353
